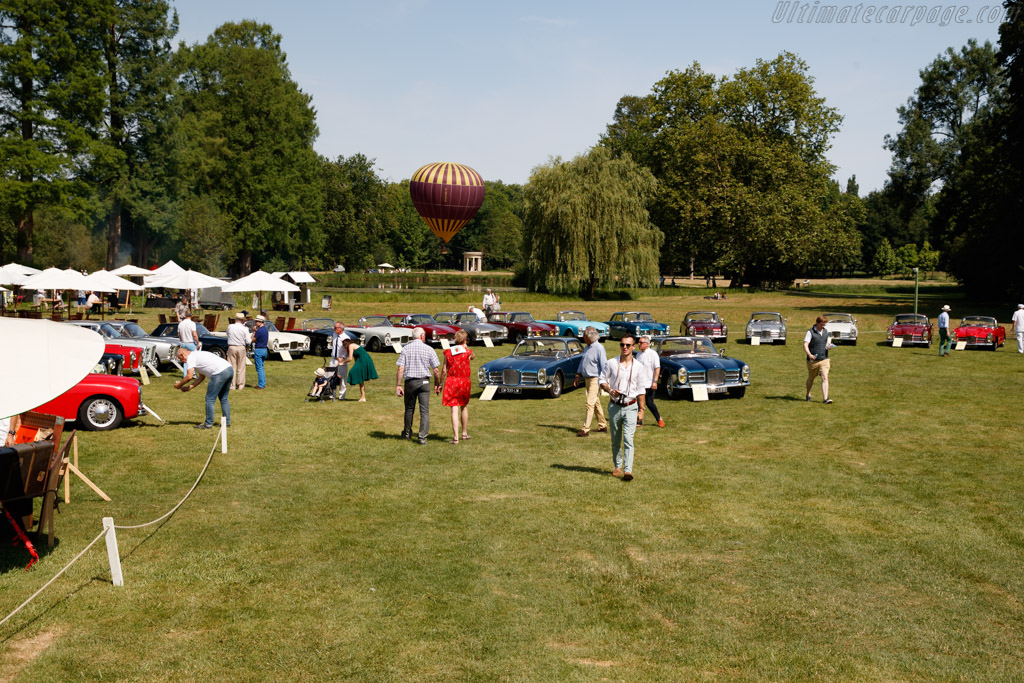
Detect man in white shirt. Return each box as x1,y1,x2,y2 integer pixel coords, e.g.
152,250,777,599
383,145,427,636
468,305,486,322
635,335,664,428
600,335,650,481
178,311,199,351
329,321,353,400
482,289,496,315
1012,304,1024,354
226,312,249,389
175,347,234,429
937,304,952,357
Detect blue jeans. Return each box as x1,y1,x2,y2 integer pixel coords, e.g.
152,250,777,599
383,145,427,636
938,328,951,355
608,400,638,473
254,348,268,387
181,342,197,351
205,368,233,427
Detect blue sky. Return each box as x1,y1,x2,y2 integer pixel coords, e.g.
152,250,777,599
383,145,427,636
170,0,1003,194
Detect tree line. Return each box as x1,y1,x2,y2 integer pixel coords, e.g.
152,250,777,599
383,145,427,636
2,1,1020,297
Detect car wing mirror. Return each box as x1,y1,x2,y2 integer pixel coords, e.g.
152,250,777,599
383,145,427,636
718,348,725,357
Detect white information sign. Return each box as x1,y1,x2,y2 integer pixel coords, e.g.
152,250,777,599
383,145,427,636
750,336,761,346
955,341,967,351
479,385,498,401
440,339,451,350
483,337,494,348
139,364,150,385
892,338,904,348
691,385,710,401
279,349,293,362
391,342,404,353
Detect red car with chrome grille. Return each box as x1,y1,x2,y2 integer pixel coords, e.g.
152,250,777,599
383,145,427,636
953,315,1005,351
886,313,933,348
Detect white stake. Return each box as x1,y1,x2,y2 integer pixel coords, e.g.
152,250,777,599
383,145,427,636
221,416,228,454
103,518,124,587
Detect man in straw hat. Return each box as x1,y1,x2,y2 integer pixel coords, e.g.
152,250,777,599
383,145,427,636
252,315,269,389
226,312,249,389
938,305,952,357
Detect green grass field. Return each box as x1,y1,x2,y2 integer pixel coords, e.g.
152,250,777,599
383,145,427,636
3,287,1023,681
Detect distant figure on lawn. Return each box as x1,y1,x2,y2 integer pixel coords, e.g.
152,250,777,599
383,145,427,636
395,327,440,445
938,304,952,357
439,329,474,444
175,347,233,429
804,315,835,404
600,335,648,481
1012,304,1024,354
574,326,608,438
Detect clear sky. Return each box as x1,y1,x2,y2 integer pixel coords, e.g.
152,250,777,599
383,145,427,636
169,0,1003,195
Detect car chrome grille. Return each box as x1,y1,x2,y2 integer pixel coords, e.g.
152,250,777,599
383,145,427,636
502,369,519,385
707,368,726,385
760,330,773,338
689,371,707,384
967,336,979,344
521,371,539,385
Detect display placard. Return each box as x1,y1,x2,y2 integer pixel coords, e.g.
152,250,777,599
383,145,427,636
691,385,710,401
892,338,904,347
479,385,497,401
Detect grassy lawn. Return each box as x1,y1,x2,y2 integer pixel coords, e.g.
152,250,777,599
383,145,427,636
3,287,1023,681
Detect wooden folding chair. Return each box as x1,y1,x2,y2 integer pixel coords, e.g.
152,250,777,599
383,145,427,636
158,313,168,324
203,313,217,331
38,430,74,548
275,316,286,330
286,317,296,330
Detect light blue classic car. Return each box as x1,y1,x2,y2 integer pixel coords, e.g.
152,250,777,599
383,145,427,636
655,336,750,400
535,311,610,340
604,311,670,340
478,337,585,398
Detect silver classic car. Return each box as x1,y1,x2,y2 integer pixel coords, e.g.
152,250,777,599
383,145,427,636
106,319,182,366
433,312,508,344
823,312,858,345
745,311,787,344
349,316,414,352
63,320,160,369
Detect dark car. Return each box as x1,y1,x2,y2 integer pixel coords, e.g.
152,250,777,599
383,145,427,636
654,336,750,400
605,312,670,340
286,318,336,356
486,312,558,344
886,313,933,348
151,322,231,358
680,311,728,343
387,314,460,345
478,337,584,398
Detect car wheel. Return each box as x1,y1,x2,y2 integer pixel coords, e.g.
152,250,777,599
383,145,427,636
209,346,226,359
78,396,123,431
664,381,677,400
548,371,563,399
368,336,382,352
777,339,786,345
991,341,998,351
728,387,746,399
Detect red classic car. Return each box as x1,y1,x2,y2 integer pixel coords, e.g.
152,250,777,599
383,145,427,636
33,373,146,431
105,342,141,372
953,316,1006,350
486,312,558,343
680,311,728,342
886,313,933,347
386,314,460,345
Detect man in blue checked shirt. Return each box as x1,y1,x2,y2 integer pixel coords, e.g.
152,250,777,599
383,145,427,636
573,326,608,437
395,327,441,445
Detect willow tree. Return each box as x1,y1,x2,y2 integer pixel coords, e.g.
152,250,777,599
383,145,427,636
522,147,661,298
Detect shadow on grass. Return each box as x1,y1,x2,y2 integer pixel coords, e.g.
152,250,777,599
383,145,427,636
550,463,611,476
537,423,579,434
764,395,806,401
368,430,449,443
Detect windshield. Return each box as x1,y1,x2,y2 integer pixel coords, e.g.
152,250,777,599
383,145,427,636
512,340,567,357
510,313,535,323
489,313,509,323
961,317,995,327
826,314,853,323
120,323,148,337
657,338,717,356
454,313,476,324
99,324,121,339
197,324,212,336
410,315,434,325
685,312,717,323
634,313,654,322
559,311,585,321
894,315,927,325
360,317,390,327
303,319,334,330
750,313,781,322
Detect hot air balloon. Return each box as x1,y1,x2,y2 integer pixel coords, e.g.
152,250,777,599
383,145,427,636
409,162,485,243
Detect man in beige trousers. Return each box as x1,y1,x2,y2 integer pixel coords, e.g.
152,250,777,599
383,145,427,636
226,312,249,390
574,326,608,437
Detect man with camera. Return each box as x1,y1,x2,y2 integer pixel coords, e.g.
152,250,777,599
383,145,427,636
600,335,650,481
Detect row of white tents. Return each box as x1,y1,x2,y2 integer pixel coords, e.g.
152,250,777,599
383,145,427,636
0,260,316,309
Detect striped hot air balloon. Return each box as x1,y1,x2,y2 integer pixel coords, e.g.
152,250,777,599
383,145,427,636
409,162,486,243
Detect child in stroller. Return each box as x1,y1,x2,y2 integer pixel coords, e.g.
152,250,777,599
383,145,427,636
306,365,338,401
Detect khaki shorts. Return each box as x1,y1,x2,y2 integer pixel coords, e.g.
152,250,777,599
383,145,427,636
807,358,830,380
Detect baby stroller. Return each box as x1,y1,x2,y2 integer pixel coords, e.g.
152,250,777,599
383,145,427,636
305,363,340,402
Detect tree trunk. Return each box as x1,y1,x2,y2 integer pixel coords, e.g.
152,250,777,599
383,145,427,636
107,200,122,269
584,277,597,300
240,248,252,275
16,213,34,263
16,74,34,262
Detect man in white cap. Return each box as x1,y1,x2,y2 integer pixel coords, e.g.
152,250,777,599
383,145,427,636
226,312,249,389
1012,304,1024,354
938,305,952,357
178,310,199,351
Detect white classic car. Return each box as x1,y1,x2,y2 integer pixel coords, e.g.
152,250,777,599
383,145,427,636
210,319,311,358
349,316,415,352
823,312,858,345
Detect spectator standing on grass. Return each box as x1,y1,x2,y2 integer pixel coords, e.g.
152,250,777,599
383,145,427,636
600,335,649,481
345,338,378,402
636,335,664,428
574,326,608,437
175,294,189,322
804,315,835,404
226,312,248,390
329,321,352,400
938,304,952,357
1012,304,1024,354
439,329,474,444
252,315,269,389
483,289,496,315
395,327,440,445
469,305,486,322
175,347,233,429
178,311,198,351
76,289,86,312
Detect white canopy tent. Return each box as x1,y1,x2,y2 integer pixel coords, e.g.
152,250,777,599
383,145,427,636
221,271,298,312
84,270,144,292
2,263,40,276
0,265,28,286
109,264,153,277
0,318,105,419
145,269,226,291
271,271,316,284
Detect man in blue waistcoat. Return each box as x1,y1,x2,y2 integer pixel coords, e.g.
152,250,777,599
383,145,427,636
803,315,835,404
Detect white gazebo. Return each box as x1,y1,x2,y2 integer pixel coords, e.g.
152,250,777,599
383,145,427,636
462,251,484,272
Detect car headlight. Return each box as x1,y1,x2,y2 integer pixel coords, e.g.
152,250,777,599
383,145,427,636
384,333,392,346
537,368,547,384
746,325,752,334
678,368,687,384
93,362,108,374
722,325,728,334
478,368,486,383
742,365,750,381
272,339,280,351
987,333,993,341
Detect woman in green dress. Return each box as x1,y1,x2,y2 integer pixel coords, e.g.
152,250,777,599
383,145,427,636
344,339,378,402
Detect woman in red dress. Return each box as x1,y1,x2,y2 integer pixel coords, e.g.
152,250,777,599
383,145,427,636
439,329,474,444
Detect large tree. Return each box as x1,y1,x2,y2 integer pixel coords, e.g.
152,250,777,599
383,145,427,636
176,21,322,274
320,153,385,273
522,146,661,298
602,53,856,287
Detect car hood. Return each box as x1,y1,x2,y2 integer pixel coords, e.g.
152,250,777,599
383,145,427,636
747,321,783,329
686,321,724,329
660,355,745,372
955,325,999,333
825,322,856,331
890,323,929,333
539,319,609,331
481,355,566,372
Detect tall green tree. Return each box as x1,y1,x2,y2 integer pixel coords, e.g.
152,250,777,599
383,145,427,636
320,153,385,272
522,147,661,298
176,21,322,274
602,53,856,287
448,180,524,271
0,0,104,262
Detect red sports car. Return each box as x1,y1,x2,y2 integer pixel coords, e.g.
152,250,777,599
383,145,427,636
680,311,728,342
886,313,933,348
953,316,1006,351
486,312,558,343
105,342,141,372
33,374,146,431
386,314,460,345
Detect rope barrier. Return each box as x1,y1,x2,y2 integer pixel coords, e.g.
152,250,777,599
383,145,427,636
0,428,222,629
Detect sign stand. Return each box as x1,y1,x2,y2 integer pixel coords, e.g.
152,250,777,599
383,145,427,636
63,433,112,504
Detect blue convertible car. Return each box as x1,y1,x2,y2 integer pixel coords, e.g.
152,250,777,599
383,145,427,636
654,336,750,400
605,311,670,340
478,337,584,398
536,311,610,340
